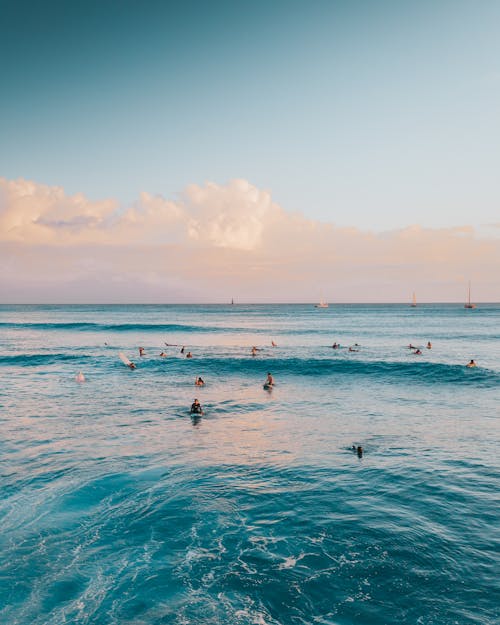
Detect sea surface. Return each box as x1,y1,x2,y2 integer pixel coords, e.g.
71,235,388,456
1,304,499,625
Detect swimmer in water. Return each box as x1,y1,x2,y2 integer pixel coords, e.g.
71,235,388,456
190,399,203,415
466,359,477,368
159,352,167,357
195,376,205,386
75,371,85,383
265,372,274,387
427,341,432,349
251,346,258,356
271,340,277,347
128,362,136,370
414,349,422,355
349,346,359,352
351,445,363,458
139,347,145,357
186,351,193,358
332,342,339,349
180,346,185,354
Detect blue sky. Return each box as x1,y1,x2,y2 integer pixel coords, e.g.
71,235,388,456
1,0,499,231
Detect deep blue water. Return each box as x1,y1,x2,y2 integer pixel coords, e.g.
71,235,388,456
1,304,499,625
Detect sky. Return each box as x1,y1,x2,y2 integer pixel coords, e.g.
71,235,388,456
1,0,499,302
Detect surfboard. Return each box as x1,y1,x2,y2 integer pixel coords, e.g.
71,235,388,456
263,383,273,390
119,352,134,367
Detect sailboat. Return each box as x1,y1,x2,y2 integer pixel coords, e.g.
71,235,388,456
410,292,417,307
315,297,329,308
464,282,476,309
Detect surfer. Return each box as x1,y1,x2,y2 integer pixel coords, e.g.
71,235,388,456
251,346,258,356
190,399,203,415
159,352,167,357
180,346,185,354
186,351,193,358
128,362,136,370
75,371,85,383
427,341,432,349
139,347,145,357
195,376,205,386
466,359,477,368
349,346,359,352
265,372,274,387
332,342,339,349
414,349,422,355
271,340,277,347
352,445,363,458
408,344,416,349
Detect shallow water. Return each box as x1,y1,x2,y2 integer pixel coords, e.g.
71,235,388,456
1,304,499,624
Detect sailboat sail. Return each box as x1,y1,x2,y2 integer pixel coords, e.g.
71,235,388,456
315,295,329,308
411,292,417,307
464,282,476,309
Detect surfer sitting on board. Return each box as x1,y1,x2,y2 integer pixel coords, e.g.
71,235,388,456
190,399,203,415
466,359,477,368
186,351,193,358
195,377,205,386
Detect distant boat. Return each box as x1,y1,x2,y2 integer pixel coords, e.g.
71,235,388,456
315,299,329,309
464,282,476,309
410,292,417,307
231,298,234,305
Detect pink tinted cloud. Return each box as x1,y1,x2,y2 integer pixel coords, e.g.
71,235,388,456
0,176,498,302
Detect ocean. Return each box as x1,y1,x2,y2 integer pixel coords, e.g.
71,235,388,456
1,304,499,625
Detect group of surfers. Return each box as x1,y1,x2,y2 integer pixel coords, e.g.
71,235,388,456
190,372,274,415
116,338,479,379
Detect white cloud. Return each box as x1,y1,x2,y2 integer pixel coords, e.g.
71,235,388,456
0,176,499,302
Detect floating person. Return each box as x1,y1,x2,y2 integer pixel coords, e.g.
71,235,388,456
75,371,85,383
139,347,145,357
271,340,277,347
195,376,205,386
190,398,204,415
427,341,432,349
180,346,185,354
466,359,477,368
263,372,274,389
186,351,193,358
351,445,363,458
348,346,359,352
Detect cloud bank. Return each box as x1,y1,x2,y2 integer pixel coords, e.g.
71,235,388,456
1,176,498,302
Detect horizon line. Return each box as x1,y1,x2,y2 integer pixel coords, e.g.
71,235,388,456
1,301,498,306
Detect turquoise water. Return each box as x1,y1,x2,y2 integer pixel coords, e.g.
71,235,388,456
1,304,499,625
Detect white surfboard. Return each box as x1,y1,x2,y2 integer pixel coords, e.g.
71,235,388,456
119,352,133,367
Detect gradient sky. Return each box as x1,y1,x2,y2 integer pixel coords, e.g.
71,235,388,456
1,1,499,301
